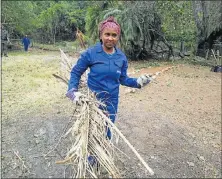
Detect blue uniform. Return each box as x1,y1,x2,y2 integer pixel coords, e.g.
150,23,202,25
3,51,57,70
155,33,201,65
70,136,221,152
68,42,140,138
22,37,30,51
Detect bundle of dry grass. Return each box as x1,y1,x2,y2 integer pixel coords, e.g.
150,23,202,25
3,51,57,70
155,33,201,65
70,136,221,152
55,89,154,178
56,91,119,178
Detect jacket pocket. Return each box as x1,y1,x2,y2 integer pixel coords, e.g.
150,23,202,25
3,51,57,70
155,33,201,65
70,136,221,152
114,61,123,68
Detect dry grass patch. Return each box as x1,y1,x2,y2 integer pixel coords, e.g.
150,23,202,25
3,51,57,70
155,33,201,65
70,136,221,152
2,51,72,119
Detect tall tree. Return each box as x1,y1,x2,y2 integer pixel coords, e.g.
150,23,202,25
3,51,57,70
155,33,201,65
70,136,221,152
35,1,89,43
37,2,67,44
1,1,37,37
192,1,222,55
85,1,173,60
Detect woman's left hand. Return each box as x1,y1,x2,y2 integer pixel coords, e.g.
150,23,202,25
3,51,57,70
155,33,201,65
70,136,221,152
137,75,153,87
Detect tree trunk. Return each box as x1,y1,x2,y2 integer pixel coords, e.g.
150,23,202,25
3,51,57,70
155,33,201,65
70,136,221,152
53,29,56,46
52,25,56,46
192,1,203,55
201,1,209,38
180,41,185,53
192,1,203,32
179,41,185,58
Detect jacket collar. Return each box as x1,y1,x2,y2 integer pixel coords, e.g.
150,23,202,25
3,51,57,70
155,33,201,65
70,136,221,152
95,42,122,55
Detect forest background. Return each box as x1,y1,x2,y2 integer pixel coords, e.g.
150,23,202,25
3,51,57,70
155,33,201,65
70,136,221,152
2,0,221,61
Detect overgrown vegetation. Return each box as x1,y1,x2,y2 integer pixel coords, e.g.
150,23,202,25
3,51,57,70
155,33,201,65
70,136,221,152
2,0,221,61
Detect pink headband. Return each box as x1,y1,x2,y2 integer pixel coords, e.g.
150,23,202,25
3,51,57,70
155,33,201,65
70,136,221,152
98,16,121,38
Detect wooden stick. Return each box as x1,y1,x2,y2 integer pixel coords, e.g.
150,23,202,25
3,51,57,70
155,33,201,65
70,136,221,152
205,49,209,60
211,49,219,65
93,106,155,176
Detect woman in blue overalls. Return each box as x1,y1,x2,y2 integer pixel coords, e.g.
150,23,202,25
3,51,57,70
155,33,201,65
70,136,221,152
66,16,151,139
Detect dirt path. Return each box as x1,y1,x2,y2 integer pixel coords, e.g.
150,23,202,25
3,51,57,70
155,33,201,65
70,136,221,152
1,52,221,178
118,64,221,178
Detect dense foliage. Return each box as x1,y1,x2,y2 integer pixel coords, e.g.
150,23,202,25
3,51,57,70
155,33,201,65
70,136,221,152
1,0,221,60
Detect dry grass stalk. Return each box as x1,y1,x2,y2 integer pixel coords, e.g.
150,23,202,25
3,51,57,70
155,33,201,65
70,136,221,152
56,90,154,178
53,49,87,87
59,48,73,72
56,92,121,178
92,105,154,176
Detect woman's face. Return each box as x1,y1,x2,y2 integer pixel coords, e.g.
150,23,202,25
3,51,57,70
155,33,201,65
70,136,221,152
101,28,119,50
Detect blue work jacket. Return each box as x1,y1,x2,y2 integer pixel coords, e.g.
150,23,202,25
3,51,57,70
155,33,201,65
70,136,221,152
22,37,30,47
68,42,140,98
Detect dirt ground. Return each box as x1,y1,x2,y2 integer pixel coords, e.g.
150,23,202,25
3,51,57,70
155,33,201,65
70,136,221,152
1,51,221,178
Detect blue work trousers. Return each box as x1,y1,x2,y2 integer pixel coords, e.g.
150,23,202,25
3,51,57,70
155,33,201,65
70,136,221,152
24,45,29,51
96,94,118,140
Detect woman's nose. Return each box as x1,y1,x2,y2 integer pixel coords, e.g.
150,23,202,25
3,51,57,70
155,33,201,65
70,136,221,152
108,36,114,40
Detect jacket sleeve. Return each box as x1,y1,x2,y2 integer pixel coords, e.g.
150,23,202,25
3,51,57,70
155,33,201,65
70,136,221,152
68,51,91,91
119,59,140,88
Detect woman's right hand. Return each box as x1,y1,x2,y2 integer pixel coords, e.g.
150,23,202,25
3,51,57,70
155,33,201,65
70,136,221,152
66,88,79,101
